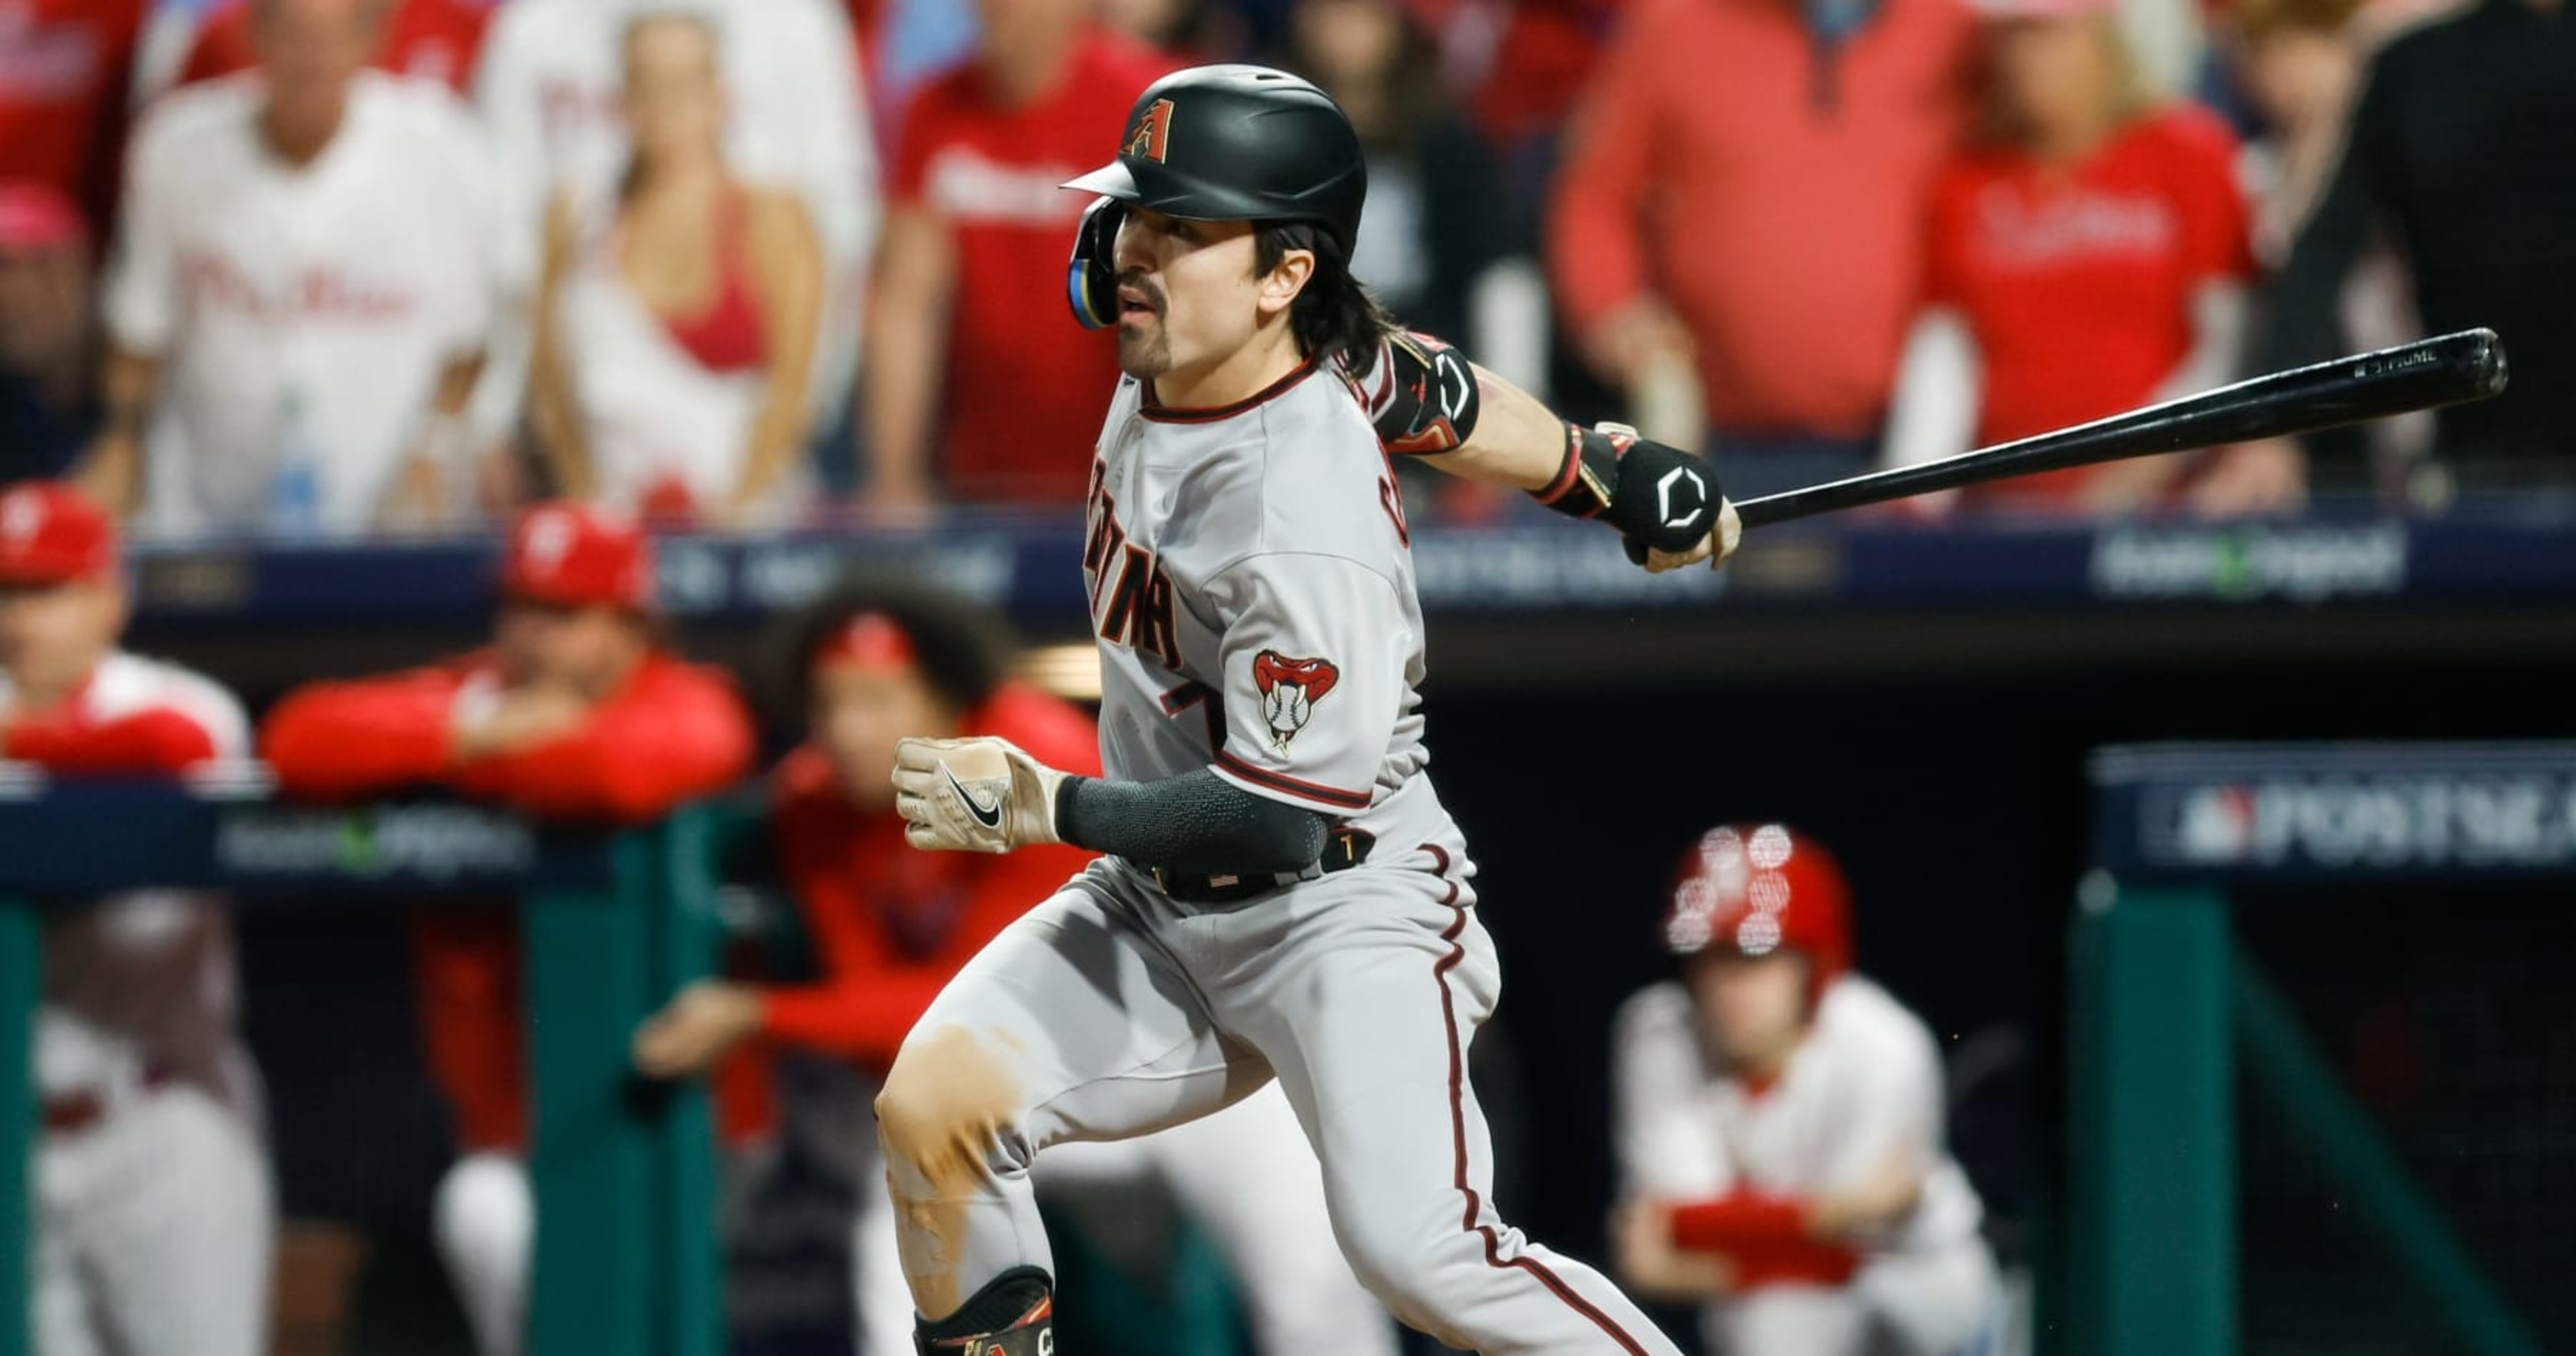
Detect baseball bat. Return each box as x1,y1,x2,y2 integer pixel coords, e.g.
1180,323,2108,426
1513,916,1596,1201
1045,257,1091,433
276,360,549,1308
1732,328,2509,528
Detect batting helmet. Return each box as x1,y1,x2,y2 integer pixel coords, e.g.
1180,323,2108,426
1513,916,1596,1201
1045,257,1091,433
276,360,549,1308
1660,824,1853,997
1062,64,1367,329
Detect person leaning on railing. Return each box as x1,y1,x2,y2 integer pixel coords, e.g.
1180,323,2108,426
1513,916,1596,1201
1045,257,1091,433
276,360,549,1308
0,480,275,1356
257,502,756,1356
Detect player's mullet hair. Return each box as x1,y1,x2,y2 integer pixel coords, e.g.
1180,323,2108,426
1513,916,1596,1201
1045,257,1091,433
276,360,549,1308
1255,223,1398,374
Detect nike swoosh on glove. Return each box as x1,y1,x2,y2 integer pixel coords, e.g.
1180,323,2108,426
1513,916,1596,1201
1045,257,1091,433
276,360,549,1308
891,736,1069,854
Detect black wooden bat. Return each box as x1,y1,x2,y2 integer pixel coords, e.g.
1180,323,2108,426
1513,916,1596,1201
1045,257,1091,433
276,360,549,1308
1732,328,2509,528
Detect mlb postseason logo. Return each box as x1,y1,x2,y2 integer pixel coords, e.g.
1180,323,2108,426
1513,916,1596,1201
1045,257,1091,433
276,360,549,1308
2139,771,2576,875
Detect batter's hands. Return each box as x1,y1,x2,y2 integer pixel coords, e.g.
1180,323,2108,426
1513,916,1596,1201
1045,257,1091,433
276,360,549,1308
632,980,764,1078
1597,424,1741,573
892,736,1068,854
1637,498,1743,573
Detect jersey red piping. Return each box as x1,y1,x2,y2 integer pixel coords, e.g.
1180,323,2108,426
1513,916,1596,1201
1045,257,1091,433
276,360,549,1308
1211,749,1372,810
1140,358,1323,423
1422,843,1656,1355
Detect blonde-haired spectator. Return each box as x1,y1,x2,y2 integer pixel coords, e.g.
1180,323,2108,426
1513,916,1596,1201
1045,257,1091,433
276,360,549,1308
1882,0,2298,515
531,12,825,528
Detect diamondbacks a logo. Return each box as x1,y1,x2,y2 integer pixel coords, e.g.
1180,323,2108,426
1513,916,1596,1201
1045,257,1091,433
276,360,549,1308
1125,98,1174,163
1252,651,1339,751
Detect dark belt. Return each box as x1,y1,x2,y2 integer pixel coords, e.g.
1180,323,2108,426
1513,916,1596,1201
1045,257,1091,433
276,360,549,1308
41,1066,176,1136
1146,829,1375,904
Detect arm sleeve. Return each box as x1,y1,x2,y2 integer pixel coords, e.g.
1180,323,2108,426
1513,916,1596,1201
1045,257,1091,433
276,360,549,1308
2255,52,2398,373
1201,552,1412,816
1054,770,1331,875
458,668,755,824
258,671,464,799
1545,6,1665,338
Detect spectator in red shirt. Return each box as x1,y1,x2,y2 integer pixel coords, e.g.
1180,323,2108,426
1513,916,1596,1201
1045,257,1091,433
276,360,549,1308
260,502,757,1356
0,0,149,247
1,481,273,1356
860,0,1171,511
175,0,494,94
1881,0,2296,514
1550,0,1977,498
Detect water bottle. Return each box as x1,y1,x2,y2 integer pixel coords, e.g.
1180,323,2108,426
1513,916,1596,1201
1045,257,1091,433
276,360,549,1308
268,387,323,539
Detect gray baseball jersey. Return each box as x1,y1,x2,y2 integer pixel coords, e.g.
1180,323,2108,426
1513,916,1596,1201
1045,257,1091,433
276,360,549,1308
1083,359,1455,854
880,354,1684,1355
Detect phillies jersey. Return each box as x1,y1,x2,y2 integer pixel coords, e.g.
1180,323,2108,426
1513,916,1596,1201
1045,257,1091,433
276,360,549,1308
890,28,1171,503
104,72,500,536
1613,974,1984,1257
1082,359,1460,854
2,651,254,1108
1923,104,2251,502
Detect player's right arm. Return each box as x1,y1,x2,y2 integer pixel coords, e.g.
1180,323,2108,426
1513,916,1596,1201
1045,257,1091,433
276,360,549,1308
1358,332,1742,572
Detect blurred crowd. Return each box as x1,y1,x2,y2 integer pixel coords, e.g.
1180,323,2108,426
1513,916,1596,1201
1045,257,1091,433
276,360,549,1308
4,0,2571,541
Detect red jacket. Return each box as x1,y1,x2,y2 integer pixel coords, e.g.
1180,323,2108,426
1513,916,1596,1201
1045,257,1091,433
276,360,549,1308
760,682,1100,1074
3,653,245,774
260,650,757,1151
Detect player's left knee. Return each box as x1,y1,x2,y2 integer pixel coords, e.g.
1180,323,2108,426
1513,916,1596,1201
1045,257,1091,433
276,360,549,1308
874,1024,1028,1194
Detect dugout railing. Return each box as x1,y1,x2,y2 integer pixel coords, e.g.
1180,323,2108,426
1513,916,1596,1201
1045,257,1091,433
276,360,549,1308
0,774,732,1356
2068,742,2566,1356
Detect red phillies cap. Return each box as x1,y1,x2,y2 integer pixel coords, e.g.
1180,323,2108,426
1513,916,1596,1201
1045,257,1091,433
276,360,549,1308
499,502,653,610
0,481,119,585
810,612,919,673
0,182,83,254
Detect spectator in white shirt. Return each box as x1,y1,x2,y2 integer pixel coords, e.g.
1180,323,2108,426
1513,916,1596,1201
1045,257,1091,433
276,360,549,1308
84,0,502,540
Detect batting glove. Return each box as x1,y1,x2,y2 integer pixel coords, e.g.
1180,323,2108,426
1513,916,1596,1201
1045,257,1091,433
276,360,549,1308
892,736,1068,854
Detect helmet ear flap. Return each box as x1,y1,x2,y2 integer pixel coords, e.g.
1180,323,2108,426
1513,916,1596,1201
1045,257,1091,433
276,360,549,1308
1066,196,1127,330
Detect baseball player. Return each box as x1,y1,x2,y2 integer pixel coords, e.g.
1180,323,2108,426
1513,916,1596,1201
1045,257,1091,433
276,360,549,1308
875,65,1742,1356
0,481,270,1356
259,502,757,1356
87,0,503,536
630,576,1398,1356
1610,825,1997,1355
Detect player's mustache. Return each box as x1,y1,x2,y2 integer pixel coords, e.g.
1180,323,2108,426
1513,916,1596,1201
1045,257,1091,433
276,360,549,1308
1116,271,1165,315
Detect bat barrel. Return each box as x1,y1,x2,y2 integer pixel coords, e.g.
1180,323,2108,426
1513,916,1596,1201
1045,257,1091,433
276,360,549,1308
1732,328,2508,530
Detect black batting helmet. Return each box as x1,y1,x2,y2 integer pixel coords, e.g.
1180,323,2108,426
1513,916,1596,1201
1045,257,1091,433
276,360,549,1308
1062,64,1367,329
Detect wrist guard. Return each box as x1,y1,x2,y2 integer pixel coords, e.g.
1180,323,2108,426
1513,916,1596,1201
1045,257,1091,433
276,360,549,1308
1529,423,1723,554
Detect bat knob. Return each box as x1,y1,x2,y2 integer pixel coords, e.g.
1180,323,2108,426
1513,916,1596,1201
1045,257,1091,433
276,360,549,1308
2466,327,2510,397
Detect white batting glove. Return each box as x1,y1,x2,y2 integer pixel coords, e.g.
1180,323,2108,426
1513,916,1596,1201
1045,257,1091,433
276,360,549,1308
891,736,1068,854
